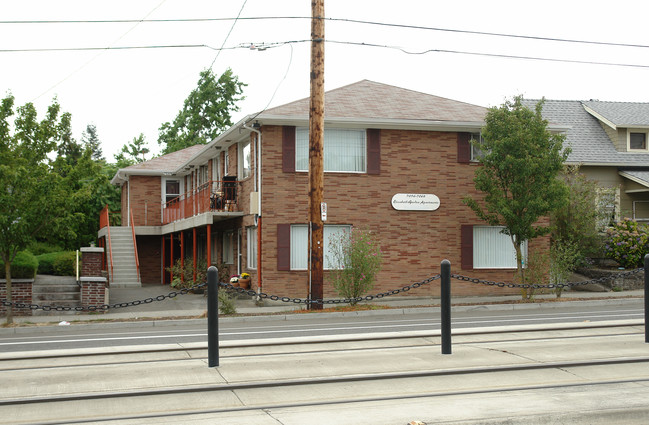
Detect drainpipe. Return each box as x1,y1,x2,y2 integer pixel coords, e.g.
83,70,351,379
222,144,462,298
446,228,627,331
243,122,262,294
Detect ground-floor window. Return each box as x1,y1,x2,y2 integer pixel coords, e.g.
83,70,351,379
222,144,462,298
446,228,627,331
473,226,527,269
247,226,257,269
290,224,351,270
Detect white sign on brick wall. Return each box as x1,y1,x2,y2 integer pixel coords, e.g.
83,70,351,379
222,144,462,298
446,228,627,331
391,193,440,211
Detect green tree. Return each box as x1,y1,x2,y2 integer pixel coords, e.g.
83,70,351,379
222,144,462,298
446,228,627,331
552,166,612,260
114,133,149,167
463,96,570,295
158,68,246,154
0,94,68,324
326,227,383,305
81,124,103,161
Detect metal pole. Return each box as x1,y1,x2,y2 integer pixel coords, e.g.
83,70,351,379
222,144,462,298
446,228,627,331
645,254,648,344
441,259,452,354
207,266,219,367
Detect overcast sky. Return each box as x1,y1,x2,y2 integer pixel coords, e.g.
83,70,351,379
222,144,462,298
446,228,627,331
1,0,647,160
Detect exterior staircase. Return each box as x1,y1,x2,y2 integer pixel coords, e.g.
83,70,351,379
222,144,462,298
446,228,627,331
32,275,80,316
107,227,141,287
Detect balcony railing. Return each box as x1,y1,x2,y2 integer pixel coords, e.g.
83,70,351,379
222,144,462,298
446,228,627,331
162,179,238,225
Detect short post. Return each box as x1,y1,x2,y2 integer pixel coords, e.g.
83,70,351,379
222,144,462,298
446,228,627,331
207,266,219,367
441,259,452,354
645,255,648,344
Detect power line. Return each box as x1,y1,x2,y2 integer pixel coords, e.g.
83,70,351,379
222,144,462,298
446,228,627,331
2,16,648,50
3,39,648,70
209,0,248,69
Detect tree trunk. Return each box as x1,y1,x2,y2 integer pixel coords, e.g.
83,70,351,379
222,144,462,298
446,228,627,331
513,238,528,299
4,260,13,325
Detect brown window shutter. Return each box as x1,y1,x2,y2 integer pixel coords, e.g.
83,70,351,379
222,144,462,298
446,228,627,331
457,132,471,164
460,225,473,270
282,126,296,173
277,224,291,271
367,129,381,175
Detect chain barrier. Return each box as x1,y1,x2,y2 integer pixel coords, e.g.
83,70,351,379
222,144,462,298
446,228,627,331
2,267,640,311
0,282,207,312
451,267,644,290
0,275,441,311
219,274,441,305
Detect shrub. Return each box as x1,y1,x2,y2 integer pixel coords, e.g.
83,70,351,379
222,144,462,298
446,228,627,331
36,252,58,275
0,251,39,279
52,251,78,276
326,227,382,304
27,242,63,256
604,219,649,268
218,290,236,315
167,258,207,289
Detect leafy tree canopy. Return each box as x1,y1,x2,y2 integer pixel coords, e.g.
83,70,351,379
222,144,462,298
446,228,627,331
114,133,150,168
158,68,246,154
464,96,570,283
81,124,103,161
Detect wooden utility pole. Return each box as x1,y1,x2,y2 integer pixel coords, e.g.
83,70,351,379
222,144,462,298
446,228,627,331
308,0,325,310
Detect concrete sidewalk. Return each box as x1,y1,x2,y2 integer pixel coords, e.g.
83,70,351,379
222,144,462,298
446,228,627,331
5,282,646,325
2,322,648,424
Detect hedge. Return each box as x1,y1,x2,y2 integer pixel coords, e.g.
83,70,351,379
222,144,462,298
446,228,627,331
36,251,78,276
0,251,39,279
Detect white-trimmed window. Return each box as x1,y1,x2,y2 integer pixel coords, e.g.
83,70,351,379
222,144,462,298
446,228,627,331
469,132,485,162
162,178,181,205
290,224,351,270
296,128,366,172
473,226,526,269
628,131,648,151
247,226,257,269
223,231,234,264
240,141,252,179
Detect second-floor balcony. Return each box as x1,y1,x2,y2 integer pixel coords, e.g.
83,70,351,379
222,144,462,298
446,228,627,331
162,178,239,225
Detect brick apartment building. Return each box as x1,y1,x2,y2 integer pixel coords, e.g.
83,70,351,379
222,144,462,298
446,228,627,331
99,80,549,298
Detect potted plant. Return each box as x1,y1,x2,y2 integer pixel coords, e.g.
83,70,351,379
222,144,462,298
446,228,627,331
239,272,251,289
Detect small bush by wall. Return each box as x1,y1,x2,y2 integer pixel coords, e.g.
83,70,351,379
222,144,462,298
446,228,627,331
36,251,78,276
0,251,38,279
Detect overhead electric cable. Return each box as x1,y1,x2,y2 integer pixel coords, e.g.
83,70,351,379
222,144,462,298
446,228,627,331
209,0,248,68
2,16,648,50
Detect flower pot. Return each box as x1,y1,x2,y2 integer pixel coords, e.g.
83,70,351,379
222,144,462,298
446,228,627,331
239,278,251,290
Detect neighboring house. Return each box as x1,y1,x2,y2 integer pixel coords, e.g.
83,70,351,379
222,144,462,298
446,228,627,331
99,80,551,297
523,99,649,222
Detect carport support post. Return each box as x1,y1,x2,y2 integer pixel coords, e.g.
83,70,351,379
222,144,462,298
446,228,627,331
207,266,219,367
441,259,452,354
644,254,649,343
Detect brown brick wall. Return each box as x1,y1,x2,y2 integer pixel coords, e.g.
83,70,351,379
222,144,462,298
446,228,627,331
0,281,33,316
81,251,103,277
127,176,162,226
137,236,162,284
255,125,550,298
80,280,107,311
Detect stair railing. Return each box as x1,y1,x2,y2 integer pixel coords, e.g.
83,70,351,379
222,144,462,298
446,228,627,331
130,208,141,283
100,205,114,283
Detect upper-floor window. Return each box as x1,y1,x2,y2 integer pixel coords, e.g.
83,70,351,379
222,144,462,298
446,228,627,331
163,178,181,205
295,128,366,173
240,141,252,179
629,131,648,151
469,132,485,162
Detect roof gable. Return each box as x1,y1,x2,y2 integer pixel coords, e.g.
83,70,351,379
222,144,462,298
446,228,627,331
122,144,205,174
260,80,487,123
582,101,649,127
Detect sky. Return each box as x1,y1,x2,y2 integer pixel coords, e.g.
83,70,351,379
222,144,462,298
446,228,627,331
1,0,648,160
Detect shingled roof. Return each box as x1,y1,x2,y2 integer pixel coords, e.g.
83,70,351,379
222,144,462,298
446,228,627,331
259,80,487,123
582,101,649,127
120,145,205,174
523,99,649,166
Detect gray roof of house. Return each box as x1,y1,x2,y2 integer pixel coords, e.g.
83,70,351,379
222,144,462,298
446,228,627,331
582,101,649,127
259,80,487,123
620,170,649,186
522,99,649,166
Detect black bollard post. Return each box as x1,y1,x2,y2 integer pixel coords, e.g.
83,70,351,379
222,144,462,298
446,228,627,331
207,266,219,367
645,255,648,344
441,259,452,354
